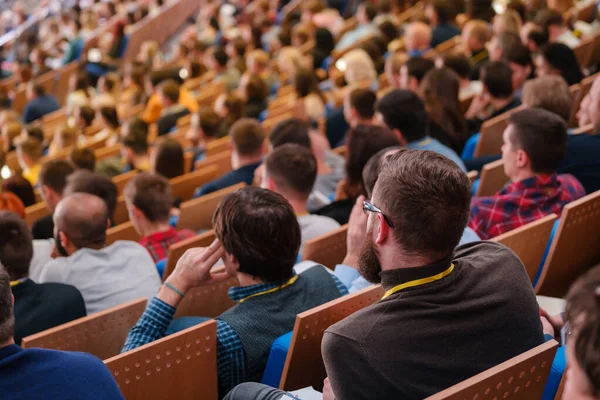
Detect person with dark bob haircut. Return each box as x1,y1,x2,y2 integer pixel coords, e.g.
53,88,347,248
122,187,347,396
1,176,36,207
151,138,185,180
535,43,583,87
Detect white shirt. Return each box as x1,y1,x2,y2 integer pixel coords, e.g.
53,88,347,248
556,30,581,49
298,214,341,255
36,241,161,314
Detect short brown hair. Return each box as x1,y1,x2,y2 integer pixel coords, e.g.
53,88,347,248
39,159,76,194
197,107,221,138
160,79,180,103
522,76,572,122
0,211,33,280
123,127,148,155
0,265,14,344
64,170,118,219
68,147,96,171
124,173,173,223
464,19,491,44
566,265,600,397
349,88,377,119
375,149,470,258
213,187,300,282
508,108,567,174
245,74,269,102
230,118,265,156
18,137,43,160
362,146,404,197
265,144,317,198
56,125,78,149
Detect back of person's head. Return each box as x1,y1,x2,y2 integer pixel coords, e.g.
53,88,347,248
68,147,96,171
378,21,399,44
159,79,181,104
294,68,323,101
247,49,270,71
368,150,470,275
124,117,149,139
78,105,96,128
40,159,76,197
405,57,435,85
196,107,221,138
221,93,246,122
564,265,600,400
0,193,25,218
481,61,514,99
342,49,377,86
230,119,265,156
376,89,428,142
441,54,472,80
213,47,229,68
2,176,35,207
264,144,317,200
493,9,523,35
346,125,401,197
362,147,405,197
17,137,43,163
29,82,46,97
153,138,184,179
534,8,564,31
428,0,454,24
54,193,109,251
348,88,377,120
540,43,583,86
123,172,173,224
63,170,118,220
245,74,269,102
101,73,118,92
24,126,44,143
269,118,311,149
504,41,531,67
522,76,572,122
463,19,492,47
0,265,14,344
99,106,119,129
123,127,148,155
507,108,567,174
55,125,78,149
213,187,301,282
359,1,377,22
0,211,33,280
490,31,522,60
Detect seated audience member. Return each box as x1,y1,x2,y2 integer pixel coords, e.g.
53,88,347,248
32,160,75,240
92,74,118,109
194,119,265,197
48,125,78,157
426,0,460,47
535,43,583,86
215,93,246,138
469,108,585,239
142,71,199,125
20,126,45,150
151,138,185,180
343,88,377,129
504,42,533,101
226,38,247,74
241,74,268,119
74,105,96,133
2,176,35,207
461,19,492,80
16,138,43,186
376,89,467,171
246,49,278,94
1,212,85,345
400,57,435,93
322,149,543,398
0,192,25,218
262,144,340,252
69,147,96,172
294,68,328,122
492,9,523,35
383,52,409,90
186,108,221,163
440,54,483,100
269,119,345,212
62,170,118,223
404,22,433,58
37,193,161,314
156,80,191,136
2,122,22,153
534,8,580,48
335,2,379,51
124,173,194,263
466,61,522,134
93,106,120,144
22,83,60,124
488,31,521,62
211,47,241,92
122,187,348,396
0,266,124,399
66,71,91,116
122,127,151,172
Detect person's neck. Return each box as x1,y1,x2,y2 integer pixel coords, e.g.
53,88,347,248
489,96,514,112
551,27,568,42
510,169,537,183
380,249,442,271
231,153,261,170
237,272,265,287
141,220,172,237
286,196,308,216
350,118,374,128
0,338,15,350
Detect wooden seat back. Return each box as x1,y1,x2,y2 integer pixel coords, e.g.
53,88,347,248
105,320,218,400
536,190,600,297
55,62,80,106
492,214,557,284
163,230,216,281
197,80,225,108
113,195,129,226
573,37,594,70
280,285,385,391
425,341,558,400
205,136,230,158
24,202,49,228
170,165,220,202
22,298,147,360
474,106,524,157
193,150,232,176
113,170,138,196
95,144,122,161
177,183,245,232
301,225,348,270
106,221,140,245
475,159,509,197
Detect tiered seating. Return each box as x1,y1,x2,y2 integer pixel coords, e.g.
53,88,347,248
301,225,348,270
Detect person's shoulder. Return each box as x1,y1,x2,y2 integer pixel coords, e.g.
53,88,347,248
454,241,522,271
326,299,385,342
557,173,586,196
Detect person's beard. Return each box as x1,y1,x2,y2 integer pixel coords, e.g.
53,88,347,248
54,231,69,257
358,228,383,284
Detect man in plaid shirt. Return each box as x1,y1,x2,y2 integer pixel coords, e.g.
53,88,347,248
123,173,195,262
469,108,586,240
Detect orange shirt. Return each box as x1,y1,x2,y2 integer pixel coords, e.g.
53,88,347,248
142,89,199,124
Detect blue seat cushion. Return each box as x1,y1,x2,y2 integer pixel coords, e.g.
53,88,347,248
261,331,293,388
462,133,480,161
542,346,566,400
156,258,167,278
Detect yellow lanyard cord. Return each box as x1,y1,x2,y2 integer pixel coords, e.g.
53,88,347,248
10,278,27,287
238,275,299,303
381,264,455,300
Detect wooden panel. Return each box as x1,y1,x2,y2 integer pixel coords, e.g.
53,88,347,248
474,106,524,157
163,230,217,281
301,225,348,270
587,33,600,70
113,196,129,226
568,84,583,128
205,137,230,157
193,151,232,176
280,285,384,391
573,37,594,70
24,202,50,228
55,62,80,106
467,170,479,183
177,183,245,232
425,341,558,400
95,144,122,161
106,221,140,246
492,214,557,284
113,170,138,196
536,190,600,297
22,298,147,361
105,320,218,400
175,270,239,319
170,165,219,202
475,159,509,197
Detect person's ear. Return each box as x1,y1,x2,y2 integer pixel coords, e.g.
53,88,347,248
265,176,276,192
131,205,145,222
224,252,240,274
59,231,70,250
375,213,391,245
392,129,408,146
409,77,419,93
516,149,529,169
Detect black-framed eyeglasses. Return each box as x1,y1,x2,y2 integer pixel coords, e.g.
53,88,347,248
363,200,394,228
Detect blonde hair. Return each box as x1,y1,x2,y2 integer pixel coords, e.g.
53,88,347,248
464,19,492,45
278,47,303,78
247,49,270,69
17,137,43,160
343,49,377,86
55,125,78,149
522,76,572,122
494,9,523,34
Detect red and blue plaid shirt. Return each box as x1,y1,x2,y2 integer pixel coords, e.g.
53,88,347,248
138,227,196,262
469,173,586,240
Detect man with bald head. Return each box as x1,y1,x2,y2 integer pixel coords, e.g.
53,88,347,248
37,193,161,314
405,21,433,58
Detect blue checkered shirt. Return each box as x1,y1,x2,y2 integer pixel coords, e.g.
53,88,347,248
122,271,348,397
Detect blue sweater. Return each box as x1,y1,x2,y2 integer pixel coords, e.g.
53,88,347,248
0,344,124,400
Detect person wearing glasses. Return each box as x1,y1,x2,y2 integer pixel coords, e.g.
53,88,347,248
321,149,544,399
